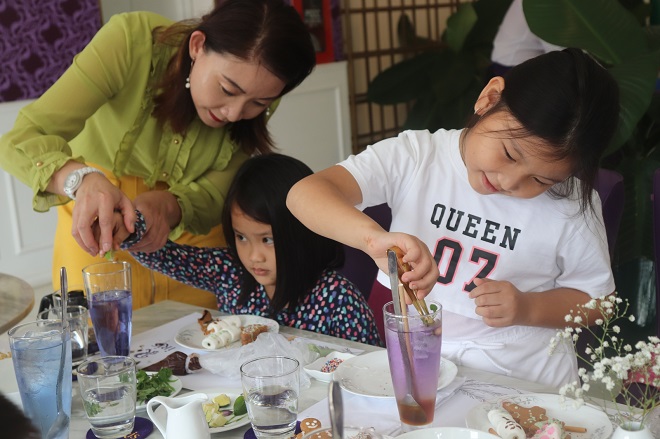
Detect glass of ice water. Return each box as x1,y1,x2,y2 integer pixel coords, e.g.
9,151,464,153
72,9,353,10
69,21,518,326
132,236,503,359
240,356,300,439
9,319,72,439
77,356,137,439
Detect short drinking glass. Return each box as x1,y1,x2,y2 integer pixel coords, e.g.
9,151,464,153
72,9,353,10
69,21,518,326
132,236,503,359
240,356,300,439
384,301,442,432
82,261,132,356
38,304,89,365
9,319,72,439
77,356,137,439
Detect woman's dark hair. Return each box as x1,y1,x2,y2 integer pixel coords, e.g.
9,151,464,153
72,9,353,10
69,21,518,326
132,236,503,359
466,48,620,214
221,154,344,313
153,0,316,155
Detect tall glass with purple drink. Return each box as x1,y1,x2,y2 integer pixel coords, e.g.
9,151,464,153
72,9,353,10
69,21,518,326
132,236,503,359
383,300,442,432
83,261,132,356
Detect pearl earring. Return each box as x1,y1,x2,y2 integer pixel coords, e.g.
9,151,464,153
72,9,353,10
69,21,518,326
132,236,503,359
185,59,195,89
265,108,271,117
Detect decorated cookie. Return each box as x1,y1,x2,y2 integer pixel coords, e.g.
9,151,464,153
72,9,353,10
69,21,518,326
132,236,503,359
501,401,548,436
487,408,526,439
294,418,323,439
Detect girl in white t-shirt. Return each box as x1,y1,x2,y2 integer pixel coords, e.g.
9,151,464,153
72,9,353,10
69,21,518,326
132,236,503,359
286,48,620,387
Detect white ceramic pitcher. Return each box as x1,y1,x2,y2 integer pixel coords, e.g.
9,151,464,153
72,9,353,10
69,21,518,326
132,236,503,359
146,393,210,439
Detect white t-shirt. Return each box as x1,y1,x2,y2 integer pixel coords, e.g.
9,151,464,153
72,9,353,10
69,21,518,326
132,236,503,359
491,0,563,66
340,129,615,387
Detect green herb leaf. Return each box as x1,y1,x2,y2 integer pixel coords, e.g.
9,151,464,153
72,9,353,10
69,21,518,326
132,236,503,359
104,250,115,261
136,367,176,404
233,394,247,416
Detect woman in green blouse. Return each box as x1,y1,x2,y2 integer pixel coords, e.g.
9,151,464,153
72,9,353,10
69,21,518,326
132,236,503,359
0,0,315,308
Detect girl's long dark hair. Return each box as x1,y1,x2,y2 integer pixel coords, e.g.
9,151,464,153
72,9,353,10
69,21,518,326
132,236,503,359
222,154,344,313
465,48,620,214
152,0,315,155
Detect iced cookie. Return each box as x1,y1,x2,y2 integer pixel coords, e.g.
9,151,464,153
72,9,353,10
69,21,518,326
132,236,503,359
294,418,323,439
487,408,526,439
502,401,548,436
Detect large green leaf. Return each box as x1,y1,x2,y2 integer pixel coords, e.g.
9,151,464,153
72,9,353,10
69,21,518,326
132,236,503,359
367,51,441,104
445,3,477,52
604,51,659,155
523,0,646,65
430,52,478,104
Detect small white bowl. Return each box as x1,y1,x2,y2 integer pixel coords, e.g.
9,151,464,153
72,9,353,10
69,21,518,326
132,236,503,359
303,351,356,382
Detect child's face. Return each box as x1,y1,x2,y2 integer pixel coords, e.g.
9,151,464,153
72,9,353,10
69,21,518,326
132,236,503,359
462,111,573,199
231,205,277,297
189,32,285,126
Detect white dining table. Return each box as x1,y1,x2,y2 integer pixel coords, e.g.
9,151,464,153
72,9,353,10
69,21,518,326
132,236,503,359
0,300,567,439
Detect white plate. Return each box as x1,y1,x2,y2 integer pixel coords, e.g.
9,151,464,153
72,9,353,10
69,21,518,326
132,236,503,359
398,427,498,439
334,350,457,398
303,351,356,382
174,315,279,351
136,371,183,411
150,388,250,433
465,393,613,439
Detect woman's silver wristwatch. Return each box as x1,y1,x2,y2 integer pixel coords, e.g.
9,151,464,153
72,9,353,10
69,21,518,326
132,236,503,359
63,167,104,200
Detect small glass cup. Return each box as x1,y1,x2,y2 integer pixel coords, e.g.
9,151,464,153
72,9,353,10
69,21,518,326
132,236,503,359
77,356,137,439
9,319,72,438
39,304,89,365
82,261,133,356
240,356,300,439
383,300,443,432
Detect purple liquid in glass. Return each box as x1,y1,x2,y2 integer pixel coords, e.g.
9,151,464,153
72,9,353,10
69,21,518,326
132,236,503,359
89,290,132,356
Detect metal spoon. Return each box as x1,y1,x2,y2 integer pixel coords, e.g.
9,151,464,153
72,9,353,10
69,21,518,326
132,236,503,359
328,380,344,439
46,267,70,439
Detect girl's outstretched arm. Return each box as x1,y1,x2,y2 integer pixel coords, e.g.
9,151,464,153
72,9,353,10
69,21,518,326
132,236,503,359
287,165,439,298
118,211,232,294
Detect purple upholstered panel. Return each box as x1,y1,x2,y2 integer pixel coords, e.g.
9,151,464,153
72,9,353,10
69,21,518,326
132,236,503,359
0,0,101,102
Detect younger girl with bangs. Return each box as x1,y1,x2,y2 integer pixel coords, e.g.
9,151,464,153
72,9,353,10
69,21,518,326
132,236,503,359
106,154,382,346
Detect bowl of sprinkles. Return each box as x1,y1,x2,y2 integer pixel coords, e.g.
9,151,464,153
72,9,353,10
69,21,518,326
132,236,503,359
304,351,356,382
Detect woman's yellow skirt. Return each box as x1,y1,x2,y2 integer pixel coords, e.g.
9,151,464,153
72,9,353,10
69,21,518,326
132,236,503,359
52,168,222,310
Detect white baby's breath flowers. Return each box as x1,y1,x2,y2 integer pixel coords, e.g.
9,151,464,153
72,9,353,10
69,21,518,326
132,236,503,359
549,294,660,427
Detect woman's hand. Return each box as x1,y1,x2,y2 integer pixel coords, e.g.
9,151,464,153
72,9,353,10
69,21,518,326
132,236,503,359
369,231,439,299
126,191,182,253
70,173,135,256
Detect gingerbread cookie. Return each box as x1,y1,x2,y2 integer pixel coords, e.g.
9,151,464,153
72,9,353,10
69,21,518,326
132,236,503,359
501,401,548,436
294,417,323,439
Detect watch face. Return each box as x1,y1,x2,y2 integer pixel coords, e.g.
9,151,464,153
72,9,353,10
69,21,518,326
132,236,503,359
65,173,81,189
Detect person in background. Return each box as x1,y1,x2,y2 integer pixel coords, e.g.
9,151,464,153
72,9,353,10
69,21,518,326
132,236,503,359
0,0,315,309
101,154,382,346
487,0,562,78
287,48,620,386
